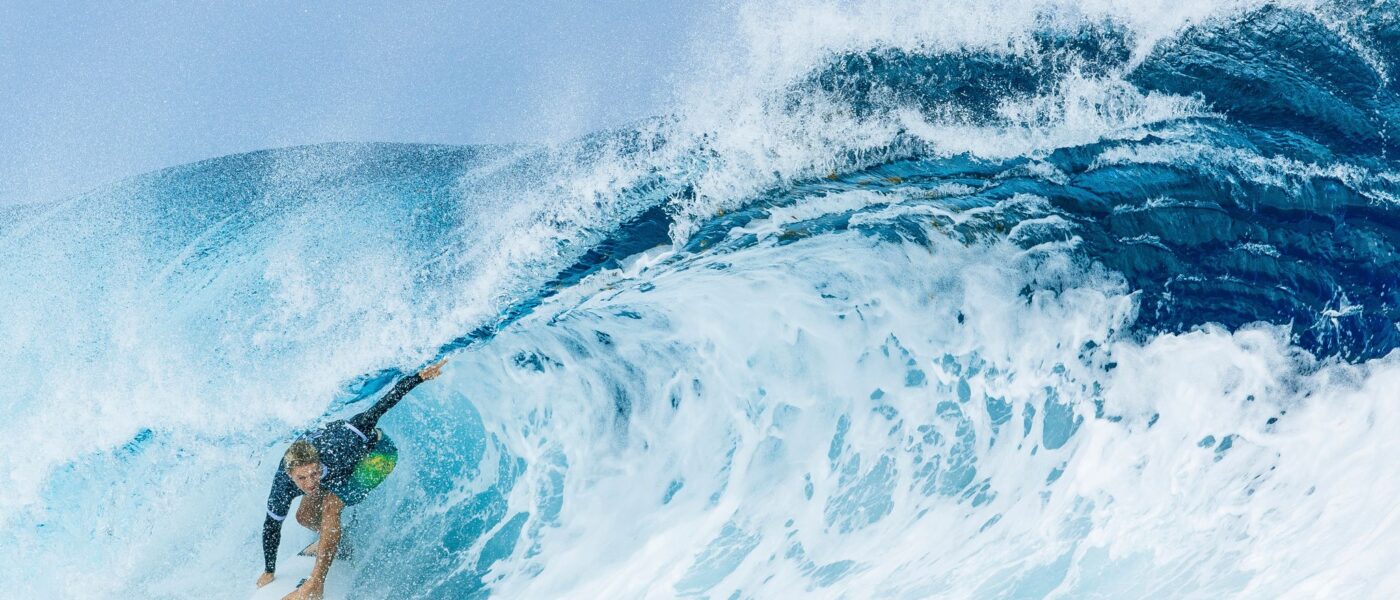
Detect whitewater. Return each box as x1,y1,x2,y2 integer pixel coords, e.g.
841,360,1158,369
3,0,1399,597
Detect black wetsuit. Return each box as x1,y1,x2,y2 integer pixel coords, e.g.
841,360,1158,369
260,373,423,574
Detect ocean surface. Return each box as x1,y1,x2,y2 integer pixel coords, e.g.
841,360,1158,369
3,1,1399,598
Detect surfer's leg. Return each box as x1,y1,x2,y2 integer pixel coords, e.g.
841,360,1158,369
300,508,355,559
295,491,327,556
338,509,357,561
295,490,325,530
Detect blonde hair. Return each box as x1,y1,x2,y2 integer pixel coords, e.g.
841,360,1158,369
283,440,320,471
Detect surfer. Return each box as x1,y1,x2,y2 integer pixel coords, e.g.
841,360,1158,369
254,359,447,599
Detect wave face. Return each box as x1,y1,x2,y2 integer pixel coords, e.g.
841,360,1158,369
5,1,1400,598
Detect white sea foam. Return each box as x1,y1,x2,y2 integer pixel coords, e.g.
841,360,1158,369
454,196,1400,597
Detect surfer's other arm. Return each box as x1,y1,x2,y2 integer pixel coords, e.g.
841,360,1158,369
257,470,301,586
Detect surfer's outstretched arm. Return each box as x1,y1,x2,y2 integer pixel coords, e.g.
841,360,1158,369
346,359,447,434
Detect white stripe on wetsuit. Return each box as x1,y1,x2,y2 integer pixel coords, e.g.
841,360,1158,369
343,422,369,442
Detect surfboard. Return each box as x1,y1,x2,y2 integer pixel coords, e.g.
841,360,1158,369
248,500,353,599
248,552,352,600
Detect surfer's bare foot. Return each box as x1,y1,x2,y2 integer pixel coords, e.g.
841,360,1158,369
298,539,319,556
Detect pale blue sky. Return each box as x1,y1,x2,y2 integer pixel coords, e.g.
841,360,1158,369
0,1,726,205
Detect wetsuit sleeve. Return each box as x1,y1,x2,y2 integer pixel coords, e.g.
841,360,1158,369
347,373,424,434
262,469,300,573
261,516,282,573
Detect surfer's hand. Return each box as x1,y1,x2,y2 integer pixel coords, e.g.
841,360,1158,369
419,358,447,381
256,572,274,588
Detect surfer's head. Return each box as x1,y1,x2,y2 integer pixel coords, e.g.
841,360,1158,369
284,440,322,493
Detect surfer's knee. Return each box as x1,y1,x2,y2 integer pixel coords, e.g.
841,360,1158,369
295,510,317,529
295,494,323,529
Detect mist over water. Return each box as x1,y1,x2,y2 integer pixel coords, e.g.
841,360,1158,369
3,0,1399,598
